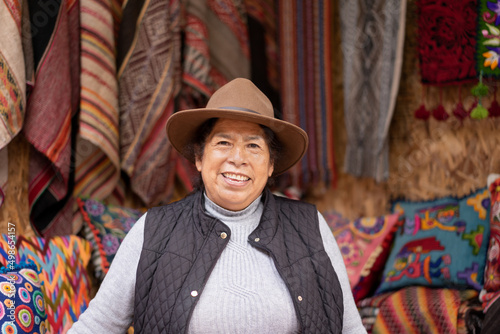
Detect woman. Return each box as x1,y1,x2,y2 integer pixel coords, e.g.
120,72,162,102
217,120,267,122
69,78,366,333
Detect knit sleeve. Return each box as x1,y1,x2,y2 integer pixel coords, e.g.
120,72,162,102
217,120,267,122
317,211,367,334
68,212,147,333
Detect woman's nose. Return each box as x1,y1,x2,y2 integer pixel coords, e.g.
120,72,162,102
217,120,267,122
229,145,247,166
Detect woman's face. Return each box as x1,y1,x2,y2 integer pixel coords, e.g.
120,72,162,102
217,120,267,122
195,118,274,211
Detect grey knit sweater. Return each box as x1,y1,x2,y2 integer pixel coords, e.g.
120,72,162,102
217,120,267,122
69,195,366,333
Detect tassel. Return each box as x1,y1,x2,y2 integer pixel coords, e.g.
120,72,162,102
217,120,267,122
470,104,489,119
453,102,468,120
415,104,431,119
433,87,449,121
433,104,449,121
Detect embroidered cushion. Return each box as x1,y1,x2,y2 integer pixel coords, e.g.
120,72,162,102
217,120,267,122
0,235,91,333
77,198,144,281
324,210,402,301
0,262,49,333
376,188,491,294
479,174,500,311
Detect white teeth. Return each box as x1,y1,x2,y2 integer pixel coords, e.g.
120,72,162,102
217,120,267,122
223,173,249,181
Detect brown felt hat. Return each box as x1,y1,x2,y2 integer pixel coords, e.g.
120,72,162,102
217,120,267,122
166,78,309,175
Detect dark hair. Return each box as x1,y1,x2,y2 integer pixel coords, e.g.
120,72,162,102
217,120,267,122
189,118,283,189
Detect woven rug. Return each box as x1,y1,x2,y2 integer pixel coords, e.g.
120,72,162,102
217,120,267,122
418,0,478,85
340,0,407,182
75,0,122,201
117,0,182,205
372,286,461,334
23,0,80,236
0,0,26,149
477,0,500,78
278,0,336,188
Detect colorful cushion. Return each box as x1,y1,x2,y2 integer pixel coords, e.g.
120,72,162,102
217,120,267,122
0,262,49,333
0,235,92,334
479,174,500,311
376,188,491,294
324,210,402,301
77,198,143,281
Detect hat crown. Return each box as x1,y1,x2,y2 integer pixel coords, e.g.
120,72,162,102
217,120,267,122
206,78,274,118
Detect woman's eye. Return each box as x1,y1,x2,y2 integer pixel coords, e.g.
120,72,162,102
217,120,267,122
217,141,230,146
248,143,260,149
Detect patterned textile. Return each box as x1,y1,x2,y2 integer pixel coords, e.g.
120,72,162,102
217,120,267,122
75,0,123,200
417,0,478,85
356,291,393,333
0,148,6,209
0,262,49,333
245,0,280,108
278,0,336,188
0,0,26,149
372,287,462,334
77,197,143,280
0,235,92,334
324,210,402,302
377,188,491,294
477,0,500,78
340,0,407,182
23,0,80,236
479,174,500,311
456,290,483,334
117,0,182,206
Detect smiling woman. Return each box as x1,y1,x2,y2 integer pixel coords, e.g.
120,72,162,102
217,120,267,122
69,78,366,334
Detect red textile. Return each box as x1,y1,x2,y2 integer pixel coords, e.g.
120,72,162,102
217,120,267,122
417,0,478,85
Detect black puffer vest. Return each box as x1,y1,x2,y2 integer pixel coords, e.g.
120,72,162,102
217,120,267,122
133,189,343,333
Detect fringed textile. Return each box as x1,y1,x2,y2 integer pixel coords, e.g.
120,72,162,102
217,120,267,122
278,0,336,188
477,0,500,78
23,0,80,236
117,0,182,206
372,287,461,334
0,0,26,149
75,0,122,201
340,0,407,182
417,0,478,85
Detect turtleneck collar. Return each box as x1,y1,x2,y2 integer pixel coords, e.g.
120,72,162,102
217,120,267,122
203,192,263,223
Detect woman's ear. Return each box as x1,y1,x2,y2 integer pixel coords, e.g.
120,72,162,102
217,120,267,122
268,162,274,177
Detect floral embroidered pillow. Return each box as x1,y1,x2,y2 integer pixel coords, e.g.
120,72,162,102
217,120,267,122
0,262,49,333
479,174,500,311
77,198,144,281
324,210,402,301
376,188,490,294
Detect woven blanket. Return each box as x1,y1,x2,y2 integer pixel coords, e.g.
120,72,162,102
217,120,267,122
0,148,6,209
117,0,182,205
278,0,336,188
340,0,406,182
417,0,478,85
477,0,500,78
75,0,122,201
23,0,80,236
0,0,26,149
372,286,461,334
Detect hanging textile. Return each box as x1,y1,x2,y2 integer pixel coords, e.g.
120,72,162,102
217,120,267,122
0,148,6,209
177,0,251,192
75,0,122,201
0,0,26,149
340,0,407,182
278,0,336,188
117,0,183,206
245,0,280,109
23,0,80,236
417,0,478,85
477,0,500,78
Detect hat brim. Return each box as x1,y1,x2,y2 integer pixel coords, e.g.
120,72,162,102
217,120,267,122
166,108,309,176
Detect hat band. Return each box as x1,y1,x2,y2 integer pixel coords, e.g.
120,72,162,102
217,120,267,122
219,106,259,114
